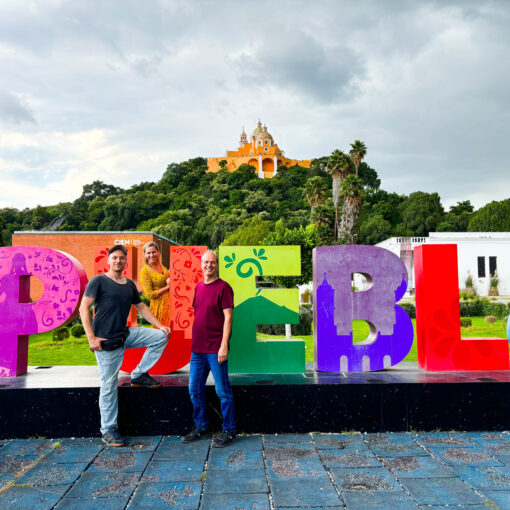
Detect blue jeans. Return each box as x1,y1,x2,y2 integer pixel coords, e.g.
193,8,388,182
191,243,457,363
95,327,168,435
188,352,236,432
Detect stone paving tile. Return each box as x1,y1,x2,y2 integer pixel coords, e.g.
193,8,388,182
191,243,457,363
141,459,204,482
318,449,381,468
152,439,210,461
112,436,162,452
270,476,342,508
416,433,473,448
264,441,316,458
266,455,328,479
316,438,373,456
0,484,68,510
264,433,313,443
312,433,364,450
87,451,152,473
330,466,403,493
382,455,456,478
204,468,268,494
400,477,485,505
41,443,103,464
494,453,510,465
208,446,264,470
465,431,509,440
454,464,510,490
201,493,271,510
0,456,34,483
364,434,428,458
128,481,201,509
0,439,57,457
342,491,418,509
16,461,88,486
477,490,510,510
234,435,264,450
65,471,140,498
54,495,132,509
430,446,502,467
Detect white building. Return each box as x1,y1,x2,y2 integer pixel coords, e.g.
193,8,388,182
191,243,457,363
377,232,510,296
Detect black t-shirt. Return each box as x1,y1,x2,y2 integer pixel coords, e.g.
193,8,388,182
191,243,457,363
83,274,141,339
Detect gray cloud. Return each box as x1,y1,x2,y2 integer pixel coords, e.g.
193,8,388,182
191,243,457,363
0,91,36,125
0,0,509,210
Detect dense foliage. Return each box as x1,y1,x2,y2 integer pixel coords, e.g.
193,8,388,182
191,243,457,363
1,155,508,260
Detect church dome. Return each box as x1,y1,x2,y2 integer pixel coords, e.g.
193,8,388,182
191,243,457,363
252,120,263,137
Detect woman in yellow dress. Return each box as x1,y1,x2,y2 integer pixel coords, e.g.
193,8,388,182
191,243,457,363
139,242,171,327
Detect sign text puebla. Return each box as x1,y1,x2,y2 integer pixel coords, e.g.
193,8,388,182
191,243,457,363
0,244,508,377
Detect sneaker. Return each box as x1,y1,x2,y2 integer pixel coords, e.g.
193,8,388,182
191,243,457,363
131,373,162,388
181,426,212,443
102,430,125,447
213,430,237,448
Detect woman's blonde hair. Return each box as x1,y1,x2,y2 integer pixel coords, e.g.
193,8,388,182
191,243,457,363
143,241,160,265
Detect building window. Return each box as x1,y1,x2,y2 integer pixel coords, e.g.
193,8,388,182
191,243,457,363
477,256,486,278
264,147,268,152
489,256,497,277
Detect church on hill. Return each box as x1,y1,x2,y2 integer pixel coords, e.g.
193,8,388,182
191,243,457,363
207,121,311,178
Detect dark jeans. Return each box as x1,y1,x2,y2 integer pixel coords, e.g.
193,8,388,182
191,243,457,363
188,352,236,431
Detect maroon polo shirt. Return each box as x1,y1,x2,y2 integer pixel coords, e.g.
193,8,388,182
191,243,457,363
191,278,234,353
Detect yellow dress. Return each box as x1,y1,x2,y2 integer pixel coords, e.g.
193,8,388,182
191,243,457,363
139,264,171,327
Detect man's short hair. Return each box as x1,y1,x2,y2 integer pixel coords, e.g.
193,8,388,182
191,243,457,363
108,245,128,257
201,249,218,263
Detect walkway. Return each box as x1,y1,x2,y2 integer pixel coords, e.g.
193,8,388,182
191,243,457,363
1,432,510,509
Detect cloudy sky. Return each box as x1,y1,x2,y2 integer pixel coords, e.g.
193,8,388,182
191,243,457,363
1,0,509,211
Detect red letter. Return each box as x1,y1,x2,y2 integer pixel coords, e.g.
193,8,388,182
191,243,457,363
414,244,509,371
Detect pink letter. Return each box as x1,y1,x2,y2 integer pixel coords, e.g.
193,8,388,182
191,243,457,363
0,246,88,376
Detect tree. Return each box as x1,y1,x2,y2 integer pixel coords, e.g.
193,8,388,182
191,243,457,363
349,140,367,178
262,219,320,286
358,215,393,245
327,150,354,237
449,200,474,215
81,181,122,201
468,199,510,231
222,216,272,246
0,215,5,246
303,176,329,212
399,192,445,236
337,175,364,244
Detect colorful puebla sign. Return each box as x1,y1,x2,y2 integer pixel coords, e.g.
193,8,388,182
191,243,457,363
0,244,508,377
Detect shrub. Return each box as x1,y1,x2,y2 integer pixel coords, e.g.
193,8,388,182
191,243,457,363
400,302,416,318
459,299,484,317
484,315,498,327
465,272,474,288
52,327,70,342
482,301,507,319
70,324,85,338
460,318,472,327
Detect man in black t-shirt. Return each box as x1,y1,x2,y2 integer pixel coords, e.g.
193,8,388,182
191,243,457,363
79,245,171,447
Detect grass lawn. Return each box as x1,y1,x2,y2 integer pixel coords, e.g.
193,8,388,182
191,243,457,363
27,318,508,366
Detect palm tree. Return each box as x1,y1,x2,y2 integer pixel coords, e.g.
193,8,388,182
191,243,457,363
338,175,364,244
349,140,367,178
327,150,354,238
303,177,328,212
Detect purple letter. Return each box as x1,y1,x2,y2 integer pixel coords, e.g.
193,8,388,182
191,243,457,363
313,245,413,372
0,246,88,377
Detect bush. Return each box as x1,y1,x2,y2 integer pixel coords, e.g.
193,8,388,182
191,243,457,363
399,302,416,318
460,318,472,327
459,298,484,317
70,324,85,338
52,327,70,342
482,300,507,319
257,305,313,336
484,315,498,327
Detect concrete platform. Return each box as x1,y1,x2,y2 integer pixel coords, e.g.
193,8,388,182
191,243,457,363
0,363,509,438
1,432,510,509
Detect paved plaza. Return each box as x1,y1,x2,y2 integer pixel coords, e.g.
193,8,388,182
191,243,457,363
1,431,510,509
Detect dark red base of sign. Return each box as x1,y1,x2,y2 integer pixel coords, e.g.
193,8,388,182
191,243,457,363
0,363,508,439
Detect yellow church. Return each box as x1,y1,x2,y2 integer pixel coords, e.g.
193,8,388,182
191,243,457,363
207,121,311,178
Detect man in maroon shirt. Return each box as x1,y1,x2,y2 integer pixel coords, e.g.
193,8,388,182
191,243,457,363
181,249,236,447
